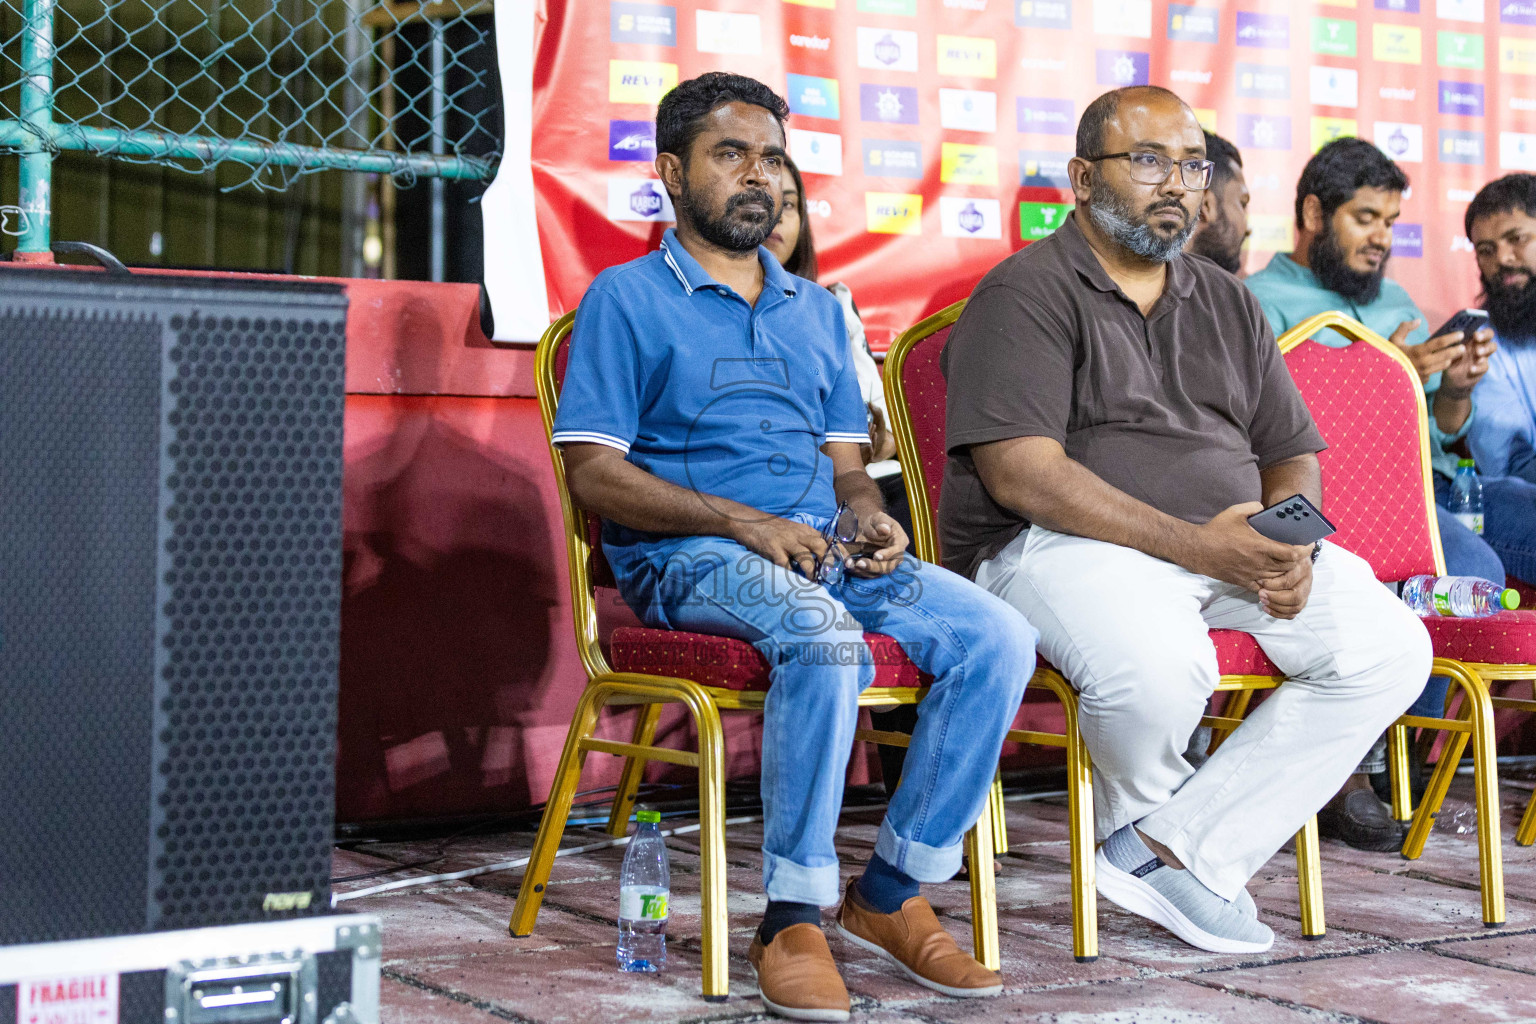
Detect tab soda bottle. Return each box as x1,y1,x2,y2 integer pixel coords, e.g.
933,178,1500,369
617,809,669,972
1401,575,1520,618
1448,458,1485,535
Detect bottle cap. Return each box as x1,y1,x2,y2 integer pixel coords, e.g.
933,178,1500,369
1502,589,1521,611
636,810,661,824
1458,457,1476,468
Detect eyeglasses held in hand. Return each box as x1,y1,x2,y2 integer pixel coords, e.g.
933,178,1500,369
815,502,861,586
1083,151,1214,190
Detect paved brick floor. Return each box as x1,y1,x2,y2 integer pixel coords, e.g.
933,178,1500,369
338,772,1536,1023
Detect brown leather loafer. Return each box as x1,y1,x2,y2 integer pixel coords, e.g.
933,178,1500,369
747,923,851,1022
835,885,1002,998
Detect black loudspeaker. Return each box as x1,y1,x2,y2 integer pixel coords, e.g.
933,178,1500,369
0,269,348,944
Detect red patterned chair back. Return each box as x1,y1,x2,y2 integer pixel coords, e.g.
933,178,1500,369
549,329,618,590
884,302,967,563
1278,314,1445,582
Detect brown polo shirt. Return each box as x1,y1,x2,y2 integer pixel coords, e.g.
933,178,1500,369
939,212,1326,579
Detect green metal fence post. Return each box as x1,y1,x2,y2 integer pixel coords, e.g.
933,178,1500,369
16,0,55,254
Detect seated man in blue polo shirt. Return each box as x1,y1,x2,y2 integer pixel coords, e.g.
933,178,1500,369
551,73,1035,1022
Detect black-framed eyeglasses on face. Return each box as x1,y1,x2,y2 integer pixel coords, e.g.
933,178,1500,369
1085,151,1214,190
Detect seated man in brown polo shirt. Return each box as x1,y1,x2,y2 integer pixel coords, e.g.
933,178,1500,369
941,86,1431,954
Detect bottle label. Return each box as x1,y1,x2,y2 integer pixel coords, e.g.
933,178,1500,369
1431,576,1455,616
620,889,669,921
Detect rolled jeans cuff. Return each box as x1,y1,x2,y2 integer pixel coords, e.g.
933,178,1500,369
762,850,841,907
875,818,965,884
1356,734,1388,775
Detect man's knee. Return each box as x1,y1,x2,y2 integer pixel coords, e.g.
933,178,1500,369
957,599,1038,697
1079,652,1214,732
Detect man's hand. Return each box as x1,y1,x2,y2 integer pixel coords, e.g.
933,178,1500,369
1438,327,1497,400
844,509,909,577
1389,319,1469,386
1258,557,1314,619
1178,503,1313,592
733,516,833,581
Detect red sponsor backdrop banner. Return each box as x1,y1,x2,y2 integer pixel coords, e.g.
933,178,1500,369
531,0,1536,349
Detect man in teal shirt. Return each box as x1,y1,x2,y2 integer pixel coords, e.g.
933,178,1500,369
1246,138,1501,852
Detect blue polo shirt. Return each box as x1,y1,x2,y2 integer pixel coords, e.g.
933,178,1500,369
552,229,868,545
1468,337,1536,484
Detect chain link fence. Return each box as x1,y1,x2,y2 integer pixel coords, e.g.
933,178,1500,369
0,0,503,251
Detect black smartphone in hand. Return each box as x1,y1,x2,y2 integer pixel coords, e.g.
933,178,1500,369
1432,308,1490,342
1247,494,1337,546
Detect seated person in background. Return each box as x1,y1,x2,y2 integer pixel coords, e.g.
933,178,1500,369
765,156,918,799
1464,174,1536,587
942,86,1430,954
1183,130,1251,275
552,72,1034,1021
1245,138,1503,848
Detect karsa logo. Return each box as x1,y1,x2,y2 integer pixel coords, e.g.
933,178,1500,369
1096,49,1149,86
610,3,677,46
1392,223,1424,257
1019,201,1073,240
1237,11,1290,48
696,10,761,54
1376,0,1419,9
1439,128,1485,164
789,129,843,176
1312,17,1358,56
1374,121,1425,161
1238,113,1293,150
1373,24,1422,64
631,182,664,217
1504,1,1536,25
937,35,997,77
1439,30,1485,68
608,179,676,222
866,192,923,235
1502,131,1536,170
1236,62,1291,99
941,197,1002,239
787,74,841,119
1437,0,1484,20
1310,65,1358,106
790,32,831,51
1017,96,1075,134
940,88,998,132
608,120,657,161
1093,0,1151,37
940,142,998,185
857,27,919,71
1503,37,1536,74
1312,116,1358,152
1019,149,1072,187
609,60,678,104
1016,0,1071,27
860,84,919,124
1440,80,1486,116
1167,4,1219,43
862,139,923,179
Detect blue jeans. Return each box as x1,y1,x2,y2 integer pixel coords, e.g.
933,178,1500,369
608,521,1036,906
1482,474,1536,587
1418,477,1508,716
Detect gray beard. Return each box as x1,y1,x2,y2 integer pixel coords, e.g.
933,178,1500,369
1087,190,1198,263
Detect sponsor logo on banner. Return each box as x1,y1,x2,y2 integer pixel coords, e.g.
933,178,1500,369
1514,96,1536,111
1312,117,1358,152
1312,18,1358,57
1194,107,1218,131
1019,55,1068,70
1172,68,1213,84
609,61,678,104
1020,201,1074,240
1016,0,1072,28
1249,214,1295,254
1437,0,1484,19
696,10,761,54
18,974,119,1024
857,27,919,71
608,179,676,222
1093,0,1151,37
1237,11,1290,48
1167,5,1219,42
787,74,841,119
945,0,988,9
937,35,998,77
1018,96,1075,133
1503,38,1536,73
1439,80,1486,116
1439,129,1485,164
1504,2,1536,25
1020,149,1073,187
1381,86,1417,100
1439,30,1485,68
859,0,918,13
863,139,923,178
940,142,999,185
1238,113,1293,150
611,3,677,46
1236,62,1291,99
941,197,1003,239
1375,121,1425,161
1096,49,1150,85
860,84,920,124
789,129,843,176
1373,24,1422,63
866,192,923,235
940,89,998,131
784,0,835,6
1503,132,1536,170
790,32,831,52
1377,0,1420,9
1311,66,1358,106
1392,223,1424,256
608,120,657,161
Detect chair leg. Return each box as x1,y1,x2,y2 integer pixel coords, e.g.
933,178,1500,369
1404,729,1469,859
1207,689,1253,755
1293,815,1326,939
690,690,731,1000
1062,694,1098,963
990,770,1009,856
1449,663,1506,927
606,703,664,837
965,810,1000,971
1387,723,1414,822
1517,788,1536,848
510,685,608,937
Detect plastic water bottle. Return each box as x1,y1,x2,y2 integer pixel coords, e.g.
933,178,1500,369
1401,575,1520,618
1449,458,1485,535
617,809,669,972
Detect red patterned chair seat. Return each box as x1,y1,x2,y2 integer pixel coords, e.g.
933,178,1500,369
1210,629,1283,677
1420,611,1536,666
611,627,932,691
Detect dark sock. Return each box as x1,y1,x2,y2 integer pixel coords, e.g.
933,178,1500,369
757,900,821,945
855,853,919,913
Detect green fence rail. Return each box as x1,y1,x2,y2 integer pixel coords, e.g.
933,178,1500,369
0,0,502,254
